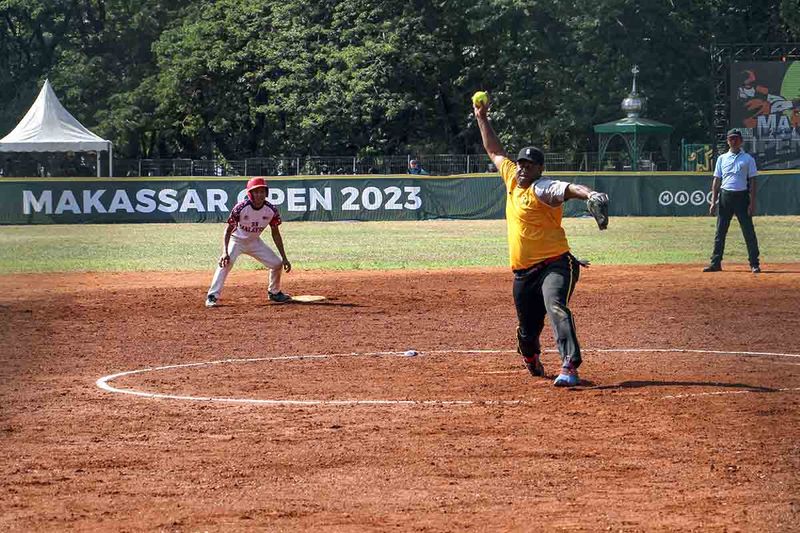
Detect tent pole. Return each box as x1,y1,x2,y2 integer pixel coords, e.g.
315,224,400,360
109,142,113,177
97,151,101,177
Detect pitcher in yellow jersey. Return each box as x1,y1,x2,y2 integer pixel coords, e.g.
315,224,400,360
474,99,609,387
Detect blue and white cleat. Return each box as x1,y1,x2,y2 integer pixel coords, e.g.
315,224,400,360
553,365,579,387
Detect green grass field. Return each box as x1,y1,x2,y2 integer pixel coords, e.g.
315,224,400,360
0,216,797,273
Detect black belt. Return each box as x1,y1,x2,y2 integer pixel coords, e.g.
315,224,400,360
513,252,568,277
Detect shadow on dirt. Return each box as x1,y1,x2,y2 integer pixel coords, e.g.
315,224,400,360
589,381,776,392
285,300,361,307
207,301,363,309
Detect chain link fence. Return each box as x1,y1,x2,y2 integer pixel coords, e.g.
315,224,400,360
1,151,677,178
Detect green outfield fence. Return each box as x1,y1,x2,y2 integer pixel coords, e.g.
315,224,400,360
1,171,798,225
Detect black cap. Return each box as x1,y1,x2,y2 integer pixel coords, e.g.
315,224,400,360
726,128,743,138
516,146,545,165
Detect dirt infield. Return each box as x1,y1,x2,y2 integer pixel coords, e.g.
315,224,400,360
1,265,799,531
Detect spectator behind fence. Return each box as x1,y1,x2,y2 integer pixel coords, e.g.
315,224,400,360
77,156,93,177
408,159,428,175
62,153,79,177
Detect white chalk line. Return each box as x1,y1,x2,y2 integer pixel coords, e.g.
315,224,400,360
95,351,526,406
96,347,800,406
661,387,800,399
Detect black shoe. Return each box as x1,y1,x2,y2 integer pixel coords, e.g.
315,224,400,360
751,266,761,273
702,264,722,272
268,291,292,303
205,294,218,308
523,354,545,377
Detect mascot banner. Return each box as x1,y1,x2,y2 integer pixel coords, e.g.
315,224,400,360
731,61,800,169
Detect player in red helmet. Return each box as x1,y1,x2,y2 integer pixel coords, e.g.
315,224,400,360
205,177,292,307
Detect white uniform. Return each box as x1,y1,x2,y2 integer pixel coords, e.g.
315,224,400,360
207,198,284,298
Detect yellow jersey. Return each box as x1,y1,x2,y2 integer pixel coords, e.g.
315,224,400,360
499,158,570,270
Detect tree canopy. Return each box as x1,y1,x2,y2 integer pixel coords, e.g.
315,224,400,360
1,0,797,159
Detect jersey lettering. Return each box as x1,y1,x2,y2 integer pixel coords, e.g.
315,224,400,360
227,198,281,240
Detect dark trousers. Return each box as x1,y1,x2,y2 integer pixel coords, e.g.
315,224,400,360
710,189,760,267
513,253,581,369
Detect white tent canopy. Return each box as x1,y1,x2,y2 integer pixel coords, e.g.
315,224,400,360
0,79,112,177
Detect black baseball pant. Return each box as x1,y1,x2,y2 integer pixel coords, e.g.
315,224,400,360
710,189,760,268
513,253,582,369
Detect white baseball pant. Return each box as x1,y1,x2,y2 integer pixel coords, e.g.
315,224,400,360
207,236,283,298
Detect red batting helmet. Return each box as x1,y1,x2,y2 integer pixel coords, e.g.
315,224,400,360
246,177,267,201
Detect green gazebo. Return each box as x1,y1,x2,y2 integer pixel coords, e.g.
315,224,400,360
594,66,674,171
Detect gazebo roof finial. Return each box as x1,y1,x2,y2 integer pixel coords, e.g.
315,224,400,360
622,65,645,118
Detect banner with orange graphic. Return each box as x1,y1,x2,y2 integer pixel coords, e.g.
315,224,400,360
731,61,800,169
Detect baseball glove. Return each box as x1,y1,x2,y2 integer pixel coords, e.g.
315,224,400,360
586,192,609,230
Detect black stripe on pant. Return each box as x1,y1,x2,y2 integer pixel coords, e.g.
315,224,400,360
513,253,582,369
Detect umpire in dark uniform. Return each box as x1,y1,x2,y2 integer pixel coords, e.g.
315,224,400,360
704,128,761,273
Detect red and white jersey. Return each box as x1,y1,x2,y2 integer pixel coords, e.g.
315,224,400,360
227,198,281,241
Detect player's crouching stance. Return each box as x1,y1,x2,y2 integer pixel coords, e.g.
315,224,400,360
205,177,292,307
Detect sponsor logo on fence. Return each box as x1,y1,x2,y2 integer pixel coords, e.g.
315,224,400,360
658,190,713,207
